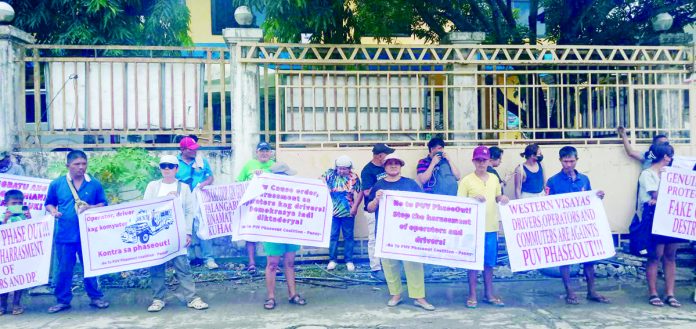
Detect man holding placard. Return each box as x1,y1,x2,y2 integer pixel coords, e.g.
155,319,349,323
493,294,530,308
45,150,109,313
546,146,609,305
457,146,509,308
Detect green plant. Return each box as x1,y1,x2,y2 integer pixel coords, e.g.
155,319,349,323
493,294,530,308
48,148,159,204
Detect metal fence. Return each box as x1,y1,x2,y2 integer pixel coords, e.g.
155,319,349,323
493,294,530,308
15,43,696,150
18,45,231,150
240,43,695,148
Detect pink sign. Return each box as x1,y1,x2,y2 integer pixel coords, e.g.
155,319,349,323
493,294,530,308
232,173,332,248
374,190,486,270
78,196,187,277
500,191,614,272
0,215,54,294
653,167,696,240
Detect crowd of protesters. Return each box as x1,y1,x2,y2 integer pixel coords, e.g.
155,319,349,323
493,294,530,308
0,125,693,315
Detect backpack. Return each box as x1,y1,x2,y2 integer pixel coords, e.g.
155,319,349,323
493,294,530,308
431,160,459,196
628,203,654,257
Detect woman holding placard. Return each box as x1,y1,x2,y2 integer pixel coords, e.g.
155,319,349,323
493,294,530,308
638,144,682,307
367,153,435,311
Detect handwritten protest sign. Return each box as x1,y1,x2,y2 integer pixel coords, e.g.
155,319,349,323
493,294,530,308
653,167,696,240
0,215,54,294
499,191,614,272
0,174,51,220
672,156,696,170
79,196,187,277
233,173,332,248
374,190,486,270
196,182,248,239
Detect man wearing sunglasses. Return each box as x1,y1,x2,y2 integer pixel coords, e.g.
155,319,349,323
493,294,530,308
143,155,209,312
176,136,218,270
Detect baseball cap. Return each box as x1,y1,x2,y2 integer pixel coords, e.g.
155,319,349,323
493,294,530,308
383,153,405,166
335,155,353,168
159,155,179,165
270,162,297,176
0,148,10,160
179,137,199,150
257,142,273,151
372,143,395,155
472,146,491,161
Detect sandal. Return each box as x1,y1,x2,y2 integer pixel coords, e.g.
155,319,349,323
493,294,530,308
288,294,307,306
263,298,276,310
587,294,610,304
89,299,109,309
466,298,478,309
664,296,681,308
246,264,257,274
12,306,24,315
648,295,664,307
565,295,580,305
483,296,505,307
147,299,165,312
187,297,209,310
47,303,71,313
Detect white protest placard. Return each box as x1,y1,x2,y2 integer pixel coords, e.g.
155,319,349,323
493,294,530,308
233,173,332,248
0,215,54,294
499,191,614,272
672,156,696,170
653,166,696,240
0,174,51,220
78,196,187,277
374,190,486,270
196,182,248,239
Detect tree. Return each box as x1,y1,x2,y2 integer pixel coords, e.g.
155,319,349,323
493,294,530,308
9,0,192,46
238,0,695,45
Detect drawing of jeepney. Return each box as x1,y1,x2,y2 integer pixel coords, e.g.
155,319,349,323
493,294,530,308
120,208,174,244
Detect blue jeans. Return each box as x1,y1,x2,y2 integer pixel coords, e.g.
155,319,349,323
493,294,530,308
329,216,355,262
54,242,103,305
190,217,215,261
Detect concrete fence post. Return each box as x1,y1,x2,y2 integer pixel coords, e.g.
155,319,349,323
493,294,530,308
0,24,34,151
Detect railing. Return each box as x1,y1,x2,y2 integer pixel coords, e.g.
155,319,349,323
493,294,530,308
238,43,695,148
18,45,232,150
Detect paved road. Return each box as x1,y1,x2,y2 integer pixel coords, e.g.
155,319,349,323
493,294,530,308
2,277,696,329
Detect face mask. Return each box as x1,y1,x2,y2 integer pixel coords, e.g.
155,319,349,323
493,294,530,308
7,205,24,215
536,155,544,163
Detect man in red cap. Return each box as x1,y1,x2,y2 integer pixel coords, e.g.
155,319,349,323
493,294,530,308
177,135,218,269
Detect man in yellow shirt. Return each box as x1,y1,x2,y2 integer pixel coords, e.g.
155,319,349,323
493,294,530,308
458,146,509,308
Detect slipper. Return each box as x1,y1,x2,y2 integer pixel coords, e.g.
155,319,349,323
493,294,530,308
12,306,24,315
387,298,402,307
263,298,276,310
565,295,580,305
47,303,71,314
413,300,435,311
466,298,478,309
89,299,110,309
246,264,257,274
648,295,664,307
664,296,681,308
483,297,505,307
288,294,307,306
587,294,611,304
0,308,5,316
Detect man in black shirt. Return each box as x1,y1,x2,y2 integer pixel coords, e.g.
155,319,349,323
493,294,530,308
360,143,394,280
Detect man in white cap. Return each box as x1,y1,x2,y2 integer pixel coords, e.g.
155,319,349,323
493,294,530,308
143,155,209,312
0,148,24,176
321,155,363,271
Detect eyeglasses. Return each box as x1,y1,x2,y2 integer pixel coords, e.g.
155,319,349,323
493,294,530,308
159,163,178,170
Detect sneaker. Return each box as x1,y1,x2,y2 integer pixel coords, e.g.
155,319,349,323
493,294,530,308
326,261,337,271
346,262,356,272
371,270,386,281
205,259,219,270
147,299,165,312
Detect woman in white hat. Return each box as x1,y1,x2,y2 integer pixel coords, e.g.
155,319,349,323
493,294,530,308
142,155,209,312
366,153,435,311
321,155,363,271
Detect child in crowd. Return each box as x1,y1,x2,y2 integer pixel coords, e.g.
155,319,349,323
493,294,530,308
1,189,31,315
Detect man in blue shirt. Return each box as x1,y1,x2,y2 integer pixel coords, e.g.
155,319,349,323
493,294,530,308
547,146,609,305
45,150,109,313
176,136,218,269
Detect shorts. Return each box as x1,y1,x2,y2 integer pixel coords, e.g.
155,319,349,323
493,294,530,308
484,232,498,267
263,242,300,256
647,234,686,259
